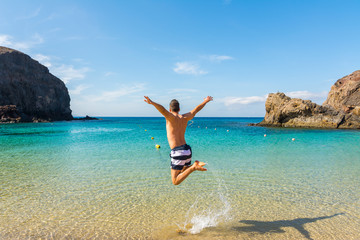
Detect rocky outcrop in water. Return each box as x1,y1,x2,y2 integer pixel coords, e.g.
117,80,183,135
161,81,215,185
0,46,73,122
74,115,99,121
256,70,360,129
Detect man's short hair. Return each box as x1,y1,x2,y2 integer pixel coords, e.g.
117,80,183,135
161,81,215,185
170,99,180,112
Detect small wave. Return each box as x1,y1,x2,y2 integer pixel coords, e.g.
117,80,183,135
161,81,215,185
70,128,133,134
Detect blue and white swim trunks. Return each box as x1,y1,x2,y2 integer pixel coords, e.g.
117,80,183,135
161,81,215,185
170,144,192,170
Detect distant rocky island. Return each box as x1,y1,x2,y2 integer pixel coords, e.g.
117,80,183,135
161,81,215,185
0,46,98,123
255,70,360,129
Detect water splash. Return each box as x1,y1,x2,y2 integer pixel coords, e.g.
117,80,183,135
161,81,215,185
181,168,231,234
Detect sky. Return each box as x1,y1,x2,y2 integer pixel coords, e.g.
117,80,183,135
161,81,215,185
1,0,360,117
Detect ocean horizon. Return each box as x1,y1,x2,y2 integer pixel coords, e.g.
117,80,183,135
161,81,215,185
1,117,359,239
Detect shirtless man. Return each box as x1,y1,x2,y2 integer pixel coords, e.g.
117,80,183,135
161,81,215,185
144,96,213,185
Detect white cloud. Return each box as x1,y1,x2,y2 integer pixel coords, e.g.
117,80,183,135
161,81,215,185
34,54,52,67
0,34,43,51
221,90,328,107
69,84,91,95
52,64,90,84
33,54,90,84
0,35,14,46
173,62,207,75
222,95,268,106
88,84,146,102
286,91,328,100
0,34,90,84
0,35,26,49
207,55,234,62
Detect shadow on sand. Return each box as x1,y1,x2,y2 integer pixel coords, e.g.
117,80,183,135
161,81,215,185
233,213,344,240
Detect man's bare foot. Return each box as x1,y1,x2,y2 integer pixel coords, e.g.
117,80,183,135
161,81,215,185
192,160,207,171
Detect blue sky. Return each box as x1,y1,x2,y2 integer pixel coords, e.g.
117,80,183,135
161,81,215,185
1,0,359,117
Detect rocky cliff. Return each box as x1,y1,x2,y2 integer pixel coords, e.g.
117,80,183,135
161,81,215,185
0,46,73,122
256,70,360,129
323,70,360,114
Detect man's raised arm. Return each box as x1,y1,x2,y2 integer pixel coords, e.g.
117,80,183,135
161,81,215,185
186,96,213,119
144,96,172,119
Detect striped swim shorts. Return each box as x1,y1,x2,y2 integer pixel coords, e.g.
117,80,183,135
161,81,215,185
170,144,192,170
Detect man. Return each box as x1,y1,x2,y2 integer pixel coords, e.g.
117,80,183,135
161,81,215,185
144,96,213,185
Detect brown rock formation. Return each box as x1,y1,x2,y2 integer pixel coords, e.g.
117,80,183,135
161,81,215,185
256,71,360,129
0,46,73,122
323,70,360,114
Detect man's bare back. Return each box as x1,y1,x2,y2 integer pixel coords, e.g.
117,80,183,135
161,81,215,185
144,96,213,185
166,113,190,149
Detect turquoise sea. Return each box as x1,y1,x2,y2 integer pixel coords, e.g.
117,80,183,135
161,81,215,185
1,117,360,239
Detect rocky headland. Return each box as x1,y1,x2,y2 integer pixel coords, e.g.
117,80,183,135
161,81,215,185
256,70,360,129
0,46,73,123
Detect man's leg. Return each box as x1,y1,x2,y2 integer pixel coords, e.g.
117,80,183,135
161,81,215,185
171,161,206,185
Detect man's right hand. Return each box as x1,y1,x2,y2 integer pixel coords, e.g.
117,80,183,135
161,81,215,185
144,96,153,104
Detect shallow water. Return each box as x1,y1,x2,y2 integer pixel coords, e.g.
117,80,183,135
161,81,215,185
0,117,359,239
